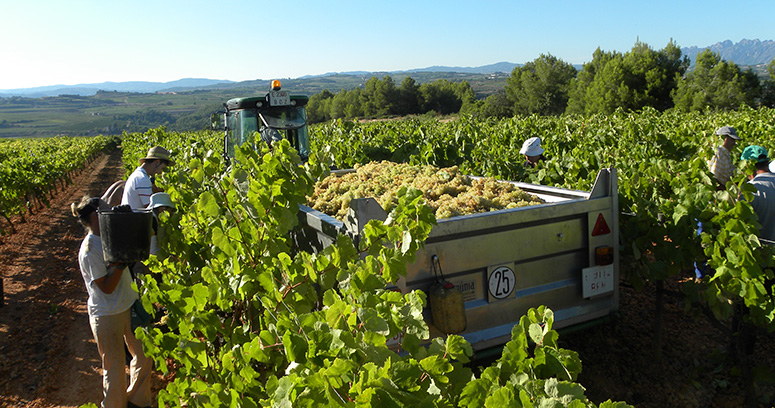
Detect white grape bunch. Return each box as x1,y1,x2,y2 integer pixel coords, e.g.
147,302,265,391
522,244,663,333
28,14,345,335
309,161,544,220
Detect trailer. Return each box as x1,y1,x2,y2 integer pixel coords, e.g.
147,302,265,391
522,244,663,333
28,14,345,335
210,82,619,351
295,168,619,351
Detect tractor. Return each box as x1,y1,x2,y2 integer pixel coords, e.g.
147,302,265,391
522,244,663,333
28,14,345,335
211,80,310,161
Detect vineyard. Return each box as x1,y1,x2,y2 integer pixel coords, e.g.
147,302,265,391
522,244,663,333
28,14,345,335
3,108,775,407
0,135,116,235
108,107,775,407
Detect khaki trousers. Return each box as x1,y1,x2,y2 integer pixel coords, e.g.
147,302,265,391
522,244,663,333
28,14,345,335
89,308,152,408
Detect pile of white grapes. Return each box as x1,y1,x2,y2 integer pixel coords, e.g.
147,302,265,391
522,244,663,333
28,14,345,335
308,161,545,220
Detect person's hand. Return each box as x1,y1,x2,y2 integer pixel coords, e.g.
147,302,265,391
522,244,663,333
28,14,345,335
108,262,130,272
133,262,152,276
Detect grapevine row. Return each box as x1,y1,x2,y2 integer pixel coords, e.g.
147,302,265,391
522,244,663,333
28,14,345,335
0,135,115,235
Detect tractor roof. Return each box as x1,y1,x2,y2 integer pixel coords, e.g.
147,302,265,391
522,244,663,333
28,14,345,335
226,94,309,110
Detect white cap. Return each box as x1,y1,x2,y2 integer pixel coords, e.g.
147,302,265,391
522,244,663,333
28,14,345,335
769,160,775,173
519,137,545,156
148,192,174,210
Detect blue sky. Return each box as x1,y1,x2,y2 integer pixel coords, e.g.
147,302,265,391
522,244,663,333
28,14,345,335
1,0,773,90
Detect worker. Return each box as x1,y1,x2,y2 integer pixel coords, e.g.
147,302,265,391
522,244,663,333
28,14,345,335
740,145,775,242
71,196,152,408
708,125,741,189
147,192,175,256
122,146,174,210
260,126,283,147
519,136,545,168
121,147,175,309
696,126,743,276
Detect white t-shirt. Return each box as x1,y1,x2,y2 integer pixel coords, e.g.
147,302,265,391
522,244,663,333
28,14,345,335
121,167,153,210
77,233,138,317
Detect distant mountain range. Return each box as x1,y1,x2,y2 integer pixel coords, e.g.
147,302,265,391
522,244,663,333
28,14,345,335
681,38,775,66
0,78,233,98
2,39,773,98
302,62,524,78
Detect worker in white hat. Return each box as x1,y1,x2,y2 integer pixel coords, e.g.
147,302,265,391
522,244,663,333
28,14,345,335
708,125,741,189
148,192,175,255
519,136,546,168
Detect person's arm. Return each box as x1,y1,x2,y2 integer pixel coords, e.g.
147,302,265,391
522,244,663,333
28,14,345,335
93,263,128,294
150,176,163,193
101,180,125,208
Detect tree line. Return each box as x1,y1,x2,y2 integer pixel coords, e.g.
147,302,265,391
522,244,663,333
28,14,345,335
306,77,476,123
307,40,775,123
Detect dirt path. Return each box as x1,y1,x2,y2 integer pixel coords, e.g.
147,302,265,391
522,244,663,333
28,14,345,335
0,148,125,407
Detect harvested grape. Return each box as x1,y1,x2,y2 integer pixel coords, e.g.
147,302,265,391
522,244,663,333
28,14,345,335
308,161,544,220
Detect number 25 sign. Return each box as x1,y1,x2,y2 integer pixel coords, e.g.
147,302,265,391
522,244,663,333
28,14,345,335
488,265,516,299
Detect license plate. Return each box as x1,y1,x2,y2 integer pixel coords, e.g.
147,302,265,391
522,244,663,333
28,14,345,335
269,91,290,106
582,264,614,298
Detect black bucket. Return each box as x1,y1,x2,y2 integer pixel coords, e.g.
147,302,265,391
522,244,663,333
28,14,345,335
99,210,153,263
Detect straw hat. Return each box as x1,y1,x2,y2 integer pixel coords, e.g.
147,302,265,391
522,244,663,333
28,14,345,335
140,146,174,165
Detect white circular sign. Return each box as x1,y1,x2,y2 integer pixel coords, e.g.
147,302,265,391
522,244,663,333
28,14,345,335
488,266,516,299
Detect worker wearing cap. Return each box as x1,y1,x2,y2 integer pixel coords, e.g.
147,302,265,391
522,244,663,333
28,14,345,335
121,146,174,210
71,196,152,408
740,145,775,242
708,126,741,188
519,136,546,168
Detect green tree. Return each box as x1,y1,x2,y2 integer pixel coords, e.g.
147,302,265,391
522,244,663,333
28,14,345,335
396,76,421,115
463,90,513,118
567,41,689,114
456,80,477,113
330,89,349,119
566,48,616,114
373,75,399,116
360,77,380,117
762,59,775,108
360,75,399,117
506,53,577,115
420,80,474,115
486,90,514,117
344,88,364,119
307,89,334,123
310,76,476,122
644,40,689,110
672,49,759,112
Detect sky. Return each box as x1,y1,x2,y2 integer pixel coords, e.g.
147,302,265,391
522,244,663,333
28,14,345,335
1,0,773,91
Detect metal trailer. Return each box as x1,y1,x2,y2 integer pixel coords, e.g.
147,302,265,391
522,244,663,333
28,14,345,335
295,168,619,351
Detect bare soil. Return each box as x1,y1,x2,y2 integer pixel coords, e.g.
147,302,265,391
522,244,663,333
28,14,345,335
561,279,775,408
0,148,165,407
0,148,773,407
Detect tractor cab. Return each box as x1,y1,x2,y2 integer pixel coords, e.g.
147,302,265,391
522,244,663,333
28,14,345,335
211,80,310,161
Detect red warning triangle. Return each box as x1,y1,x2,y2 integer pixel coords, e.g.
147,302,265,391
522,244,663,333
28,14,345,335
592,213,611,236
